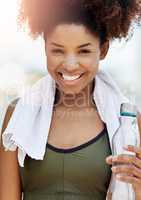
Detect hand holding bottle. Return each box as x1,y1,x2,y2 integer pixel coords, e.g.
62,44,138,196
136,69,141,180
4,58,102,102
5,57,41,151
106,104,141,197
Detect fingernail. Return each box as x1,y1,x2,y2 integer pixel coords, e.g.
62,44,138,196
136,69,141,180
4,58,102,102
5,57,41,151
108,155,113,159
106,155,112,160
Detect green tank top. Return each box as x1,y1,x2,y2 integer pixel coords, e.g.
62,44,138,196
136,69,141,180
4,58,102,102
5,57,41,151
20,124,112,200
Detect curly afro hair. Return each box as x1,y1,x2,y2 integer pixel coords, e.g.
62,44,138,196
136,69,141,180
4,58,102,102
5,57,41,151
18,0,141,43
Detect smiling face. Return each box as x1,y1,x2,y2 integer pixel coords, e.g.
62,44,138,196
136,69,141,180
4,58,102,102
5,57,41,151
45,24,109,94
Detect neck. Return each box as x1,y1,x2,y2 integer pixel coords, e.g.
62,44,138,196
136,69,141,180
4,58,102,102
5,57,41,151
54,79,96,110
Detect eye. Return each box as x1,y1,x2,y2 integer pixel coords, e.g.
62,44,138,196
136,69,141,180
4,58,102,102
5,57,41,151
51,49,64,54
78,49,91,54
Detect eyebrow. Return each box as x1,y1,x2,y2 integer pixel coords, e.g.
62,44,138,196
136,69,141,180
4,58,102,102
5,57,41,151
51,42,92,48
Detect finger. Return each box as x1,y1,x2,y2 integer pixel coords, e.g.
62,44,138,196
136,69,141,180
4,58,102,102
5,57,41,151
116,174,141,185
124,145,141,159
112,164,141,179
112,154,141,169
105,155,113,165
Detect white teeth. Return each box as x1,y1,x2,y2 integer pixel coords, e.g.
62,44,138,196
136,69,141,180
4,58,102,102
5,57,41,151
61,74,81,81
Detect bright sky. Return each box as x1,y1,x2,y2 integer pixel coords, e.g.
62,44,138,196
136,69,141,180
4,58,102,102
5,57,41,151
0,0,18,41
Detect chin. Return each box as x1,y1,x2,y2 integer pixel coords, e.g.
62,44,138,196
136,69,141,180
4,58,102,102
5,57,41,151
58,85,86,95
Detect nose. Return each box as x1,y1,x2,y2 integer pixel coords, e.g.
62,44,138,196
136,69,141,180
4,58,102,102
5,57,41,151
63,54,79,71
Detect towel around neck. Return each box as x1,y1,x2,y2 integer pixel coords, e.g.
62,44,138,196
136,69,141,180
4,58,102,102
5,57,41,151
2,69,128,167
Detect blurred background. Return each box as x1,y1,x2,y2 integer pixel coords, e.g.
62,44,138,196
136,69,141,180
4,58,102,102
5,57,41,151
0,0,141,131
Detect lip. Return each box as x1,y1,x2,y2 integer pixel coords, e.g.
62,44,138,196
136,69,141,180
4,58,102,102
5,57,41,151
58,72,85,85
58,72,84,76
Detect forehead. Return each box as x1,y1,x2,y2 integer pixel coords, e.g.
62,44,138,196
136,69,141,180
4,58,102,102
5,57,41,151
47,23,99,47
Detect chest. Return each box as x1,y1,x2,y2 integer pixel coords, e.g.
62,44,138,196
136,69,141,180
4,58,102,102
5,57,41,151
47,107,105,149
21,130,112,198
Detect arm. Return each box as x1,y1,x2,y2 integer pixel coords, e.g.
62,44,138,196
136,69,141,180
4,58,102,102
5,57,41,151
0,98,22,200
134,112,141,200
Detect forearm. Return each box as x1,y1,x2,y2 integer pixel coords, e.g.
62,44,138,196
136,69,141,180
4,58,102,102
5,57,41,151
0,148,22,200
131,181,141,200
0,172,22,200
135,194,141,200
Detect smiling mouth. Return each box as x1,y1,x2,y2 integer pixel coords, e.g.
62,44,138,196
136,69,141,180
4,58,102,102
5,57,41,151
58,72,84,81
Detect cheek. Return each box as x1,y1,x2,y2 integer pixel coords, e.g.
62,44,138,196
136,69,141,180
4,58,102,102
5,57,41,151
81,55,100,72
47,54,61,73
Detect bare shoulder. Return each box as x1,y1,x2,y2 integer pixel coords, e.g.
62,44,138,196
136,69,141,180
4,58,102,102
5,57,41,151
0,97,20,149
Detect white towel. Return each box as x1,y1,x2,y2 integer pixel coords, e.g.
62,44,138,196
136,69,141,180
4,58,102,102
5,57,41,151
2,69,128,167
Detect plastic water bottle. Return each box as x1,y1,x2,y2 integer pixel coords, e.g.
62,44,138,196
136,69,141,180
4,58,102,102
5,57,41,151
111,102,139,200
120,103,139,200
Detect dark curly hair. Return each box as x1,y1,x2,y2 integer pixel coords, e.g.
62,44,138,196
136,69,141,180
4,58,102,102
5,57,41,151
18,0,141,43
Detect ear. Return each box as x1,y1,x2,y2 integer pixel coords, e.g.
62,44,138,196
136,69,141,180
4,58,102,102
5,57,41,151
100,40,109,60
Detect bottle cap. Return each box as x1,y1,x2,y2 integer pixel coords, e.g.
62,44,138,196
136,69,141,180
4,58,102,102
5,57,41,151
120,103,137,117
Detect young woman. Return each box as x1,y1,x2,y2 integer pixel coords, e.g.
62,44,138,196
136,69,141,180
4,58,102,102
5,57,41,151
0,0,141,199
